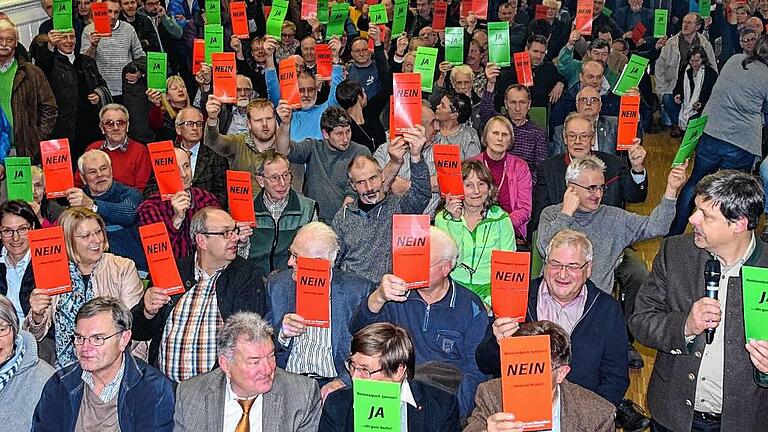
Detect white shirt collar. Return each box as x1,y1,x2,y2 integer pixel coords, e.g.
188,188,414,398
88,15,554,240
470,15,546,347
400,379,417,408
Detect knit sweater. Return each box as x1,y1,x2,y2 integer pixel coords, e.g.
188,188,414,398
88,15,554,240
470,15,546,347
80,20,145,96
87,180,145,270
536,198,676,293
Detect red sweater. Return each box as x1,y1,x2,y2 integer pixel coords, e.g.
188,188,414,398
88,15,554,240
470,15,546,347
76,139,152,192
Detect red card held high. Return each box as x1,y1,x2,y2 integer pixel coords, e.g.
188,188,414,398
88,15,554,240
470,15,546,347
29,226,72,295
226,170,256,226
279,57,302,108
230,2,249,38
192,39,205,75
40,139,74,198
301,0,317,19
432,145,464,198
315,44,332,80
575,0,593,35
631,22,646,44
617,95,640,151
296,257,331,327
392,73,422,137
501,335,553,431
534,4,548,20
513,52,533,86
432,1,448,31
212,52,237,103
491,250,530,322
92,2,112,35
139,222,185,295
392,214,430,289
147,141,184,200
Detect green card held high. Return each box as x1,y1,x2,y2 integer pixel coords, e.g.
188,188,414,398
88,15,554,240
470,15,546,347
204,24,224,63
741,266,768,341
5,157,33,202
147,52,168,92
488,21,511,67
353,378,401,432
53,0,73,31
267,0,289,40
672,115,708,166
654,9,668,38
698,0,711,18
369,4,388,24
414,47,438,92
445,27,464,65
206,0,221,24
613,54,649,96
317,0,329,23
326,3,349,40
392,0,409,37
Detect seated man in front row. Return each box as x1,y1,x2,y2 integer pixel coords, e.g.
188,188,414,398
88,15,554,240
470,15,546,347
464,321,616,432
174,312,322,431
349,226,488,418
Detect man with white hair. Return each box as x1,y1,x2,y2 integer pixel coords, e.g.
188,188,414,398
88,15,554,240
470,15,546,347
350,227,489,418
268,222,374,399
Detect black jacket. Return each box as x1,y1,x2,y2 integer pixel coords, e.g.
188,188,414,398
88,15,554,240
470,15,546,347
121,12,162,53
0,260,35,316
131,255,268,366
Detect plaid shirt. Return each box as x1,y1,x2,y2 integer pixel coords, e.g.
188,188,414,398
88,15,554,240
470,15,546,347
82,356,125,403
137,188,220,259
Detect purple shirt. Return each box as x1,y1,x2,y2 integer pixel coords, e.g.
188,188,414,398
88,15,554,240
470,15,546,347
536,280,588,334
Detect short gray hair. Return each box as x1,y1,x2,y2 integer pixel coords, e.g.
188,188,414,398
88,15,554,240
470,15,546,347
75,297,132,332
295,222,340,263
78,149,112,172
430,226,460,269
99,103,130,122
217,312,274,360
189,206,221,242
564,155,606,186
545,229,594,262
175,106,203,126
0,295,19,340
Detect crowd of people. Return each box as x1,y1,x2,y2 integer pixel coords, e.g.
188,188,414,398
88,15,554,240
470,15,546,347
0,0,767,430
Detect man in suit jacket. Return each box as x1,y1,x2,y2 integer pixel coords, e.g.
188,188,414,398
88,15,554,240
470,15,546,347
319,322,460,431
629,170,768,431
465,321,616,432
269,222,374,398
551,86,624,156
174,312,322,432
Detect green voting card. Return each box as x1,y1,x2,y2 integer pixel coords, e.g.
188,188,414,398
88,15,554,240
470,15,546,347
318,0,329,23
602,6,612,16
369,4,388,24
415,47,438,92
267,0,289,41
488,22,511,67
698,0,711,17
53,0,73,31
326,3,349,40
392,0,408,37
445,27,464,65
654,9,668,38
741,266,768,341
353,379,401,432
613,54,649,96
528,107,548,130
672,115,707,166
147,52,168,92
5,157,33,202
204,24,224,63
206,0,221,25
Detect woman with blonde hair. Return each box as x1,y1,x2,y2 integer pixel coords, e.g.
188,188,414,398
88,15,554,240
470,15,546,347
146,75,191,141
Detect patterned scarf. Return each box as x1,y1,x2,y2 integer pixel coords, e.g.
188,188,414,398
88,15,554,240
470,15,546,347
0,334,26,394
54,262,94,368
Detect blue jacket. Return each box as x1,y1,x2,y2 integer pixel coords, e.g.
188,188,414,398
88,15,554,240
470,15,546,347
475,277,629,406
32,351,175,432
167,0,199,27
349,279,489,418
0,106,10,164
268,269,375,385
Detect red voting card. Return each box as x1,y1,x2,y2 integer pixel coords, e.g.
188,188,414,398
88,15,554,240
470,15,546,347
29,226,72,295
491,250,530,322
534,5,548,20
301,0,317,19
461,0,472,17
392,73,422,137
92,2,112,35
212,52,237,104
575,0,593,35
433,145,464,198
433,1,448,30
192,39,205,75
139,222,185,295
501,335,553,431
147,141,183,200
230,2,249,38
279,57,302,108
631,22,646,44
226,170,256,226
472,0,488,20
392,214,430,289
514,52,534,87
389,96,395,140
316,44,332,80
617,95,640,151
40,139,74,198
295,257,331,327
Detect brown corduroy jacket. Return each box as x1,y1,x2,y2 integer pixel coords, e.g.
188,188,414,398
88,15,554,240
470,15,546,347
10,55,57,162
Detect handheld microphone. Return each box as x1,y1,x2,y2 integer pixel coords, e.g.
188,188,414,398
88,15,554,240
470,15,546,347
704,259,720,344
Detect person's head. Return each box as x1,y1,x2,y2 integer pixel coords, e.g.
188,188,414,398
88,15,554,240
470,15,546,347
596,25,613,43
587,38,610,66
351,38,372,66
466,41,482,68
744,34,768,69
579,60,604,89
60,208,108,267
0,20,19,63
416,0,432,18
190,207,240,265
483,116,514,158
382,0,394,17
689,170,763,254
611,38,628,56
681,13,701,37
250,36,267,63
320,106,353,151
297,70,319,109
687,45,710,70
628,0,642,11
119,0,138,17
740,27,758,55
449,65,474,97
246,98,277,143
31,166,45,205
105,0,121,27
174,147,193,189
543,229,593,305
0,295,18,364
77,0,92,17
514,321,572,389
175,106,205,145
429,226,460,288
526,35,548,67
287,222,340,279
761,0,768,12
74,297,133,377
592,0,605,16
53,30,77,54
166,75,190,107
565,155,606,212
143,0,163,15
471,29,488,52
542,0,561,20
461,160,498,212
235,75,254,108
280,21,296,45
78,150,114,196
0,201,39,262
575,86,602,121
734,4,750,25
256,150,292,202
419,26,438,47
421,102,438,143
562,113,595,158
300,36,316,64
218,312,276,398
504,84,531,124
747,17,764,35
336,79,366,110
348,155,385,205
436,93,472,126
401,52,416,72
499,1,518,22
348,323,414,382
41,0,54,18
98,103,130,144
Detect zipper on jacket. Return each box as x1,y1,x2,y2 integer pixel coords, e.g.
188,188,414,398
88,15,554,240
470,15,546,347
422,304,431,332
268,214,281,270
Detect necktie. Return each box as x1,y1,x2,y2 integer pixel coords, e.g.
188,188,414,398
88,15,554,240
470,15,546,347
235,398,255,432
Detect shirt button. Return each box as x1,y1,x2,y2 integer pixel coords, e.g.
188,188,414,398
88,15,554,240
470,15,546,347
686,399,692,406
695,351,702,358
688,373,696,381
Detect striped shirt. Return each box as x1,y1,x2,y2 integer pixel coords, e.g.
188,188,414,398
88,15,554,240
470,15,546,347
80,20,145,96
158,260,224,382
81,356,125,403
284,323,335,378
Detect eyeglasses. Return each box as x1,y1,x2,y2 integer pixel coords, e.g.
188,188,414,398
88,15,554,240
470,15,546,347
298,87,317,95
179,120,205,128
345,358,384,378
569,181,607,195
261,171,292,184
73,330,123,346
0,324,11,337
741,37,757,43
237,87,254,94
546,260,590,273
101,119,127,129
74,228,104,240
0,225,30,238
565,132,595,142
201,226,241,239
577,96,600,105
